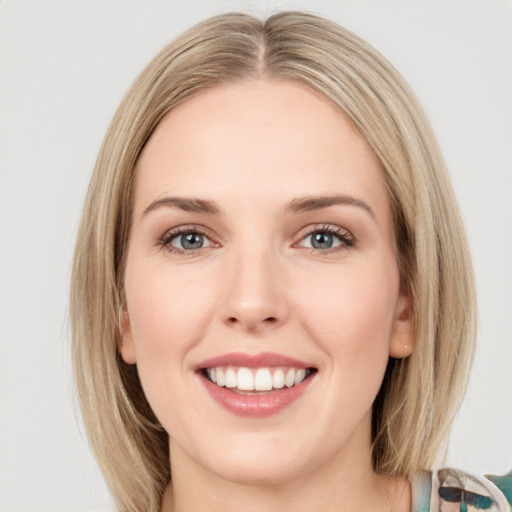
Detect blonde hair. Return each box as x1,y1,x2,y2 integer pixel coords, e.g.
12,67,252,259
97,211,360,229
71,11,476,512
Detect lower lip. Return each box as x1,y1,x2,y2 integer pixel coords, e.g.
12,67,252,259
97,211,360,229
200,374,314,417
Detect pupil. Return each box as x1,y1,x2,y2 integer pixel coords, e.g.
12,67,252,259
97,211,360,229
182,233,203,249
312,232,333,249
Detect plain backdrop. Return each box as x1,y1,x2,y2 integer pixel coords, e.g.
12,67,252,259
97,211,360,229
0,0,511,511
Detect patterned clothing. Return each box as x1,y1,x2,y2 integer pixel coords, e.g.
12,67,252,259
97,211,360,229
412,468,512,511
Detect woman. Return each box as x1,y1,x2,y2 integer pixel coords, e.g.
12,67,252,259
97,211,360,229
70,11,511,512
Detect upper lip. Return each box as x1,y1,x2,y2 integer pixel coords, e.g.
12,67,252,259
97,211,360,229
196,352,315,370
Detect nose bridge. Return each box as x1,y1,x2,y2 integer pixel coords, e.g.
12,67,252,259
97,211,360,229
220,242,289,332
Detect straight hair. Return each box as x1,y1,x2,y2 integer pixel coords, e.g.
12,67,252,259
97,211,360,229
71,11,476,512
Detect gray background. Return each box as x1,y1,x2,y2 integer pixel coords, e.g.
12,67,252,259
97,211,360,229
1,0,511,510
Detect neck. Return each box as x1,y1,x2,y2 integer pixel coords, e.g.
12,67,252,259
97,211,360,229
162,465,409,512
160,417,411,512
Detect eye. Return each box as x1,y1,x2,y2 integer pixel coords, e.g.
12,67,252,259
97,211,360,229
297,226,354,251
161,227,215,253
172,232,208,250
307,232,338,250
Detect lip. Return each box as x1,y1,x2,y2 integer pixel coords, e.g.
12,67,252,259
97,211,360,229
196,351,314,370
200,374,314,417
196,352,316,417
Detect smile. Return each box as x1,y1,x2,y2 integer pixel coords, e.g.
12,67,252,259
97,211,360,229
197,353,317,417
203,366,314,393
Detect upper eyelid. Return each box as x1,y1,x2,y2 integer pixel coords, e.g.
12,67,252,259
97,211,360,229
161,224,214,242
294,223,353,240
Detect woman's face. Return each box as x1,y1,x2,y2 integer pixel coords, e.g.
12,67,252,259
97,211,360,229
120,79,413,485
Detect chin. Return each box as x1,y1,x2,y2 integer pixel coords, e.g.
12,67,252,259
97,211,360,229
205,452,307,487
188,429,319,487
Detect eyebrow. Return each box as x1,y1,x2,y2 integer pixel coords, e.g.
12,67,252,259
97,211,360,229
285,195,374,218
142,197,221,216
142,194,374,218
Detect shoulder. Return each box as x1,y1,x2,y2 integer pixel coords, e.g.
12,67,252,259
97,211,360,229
411,467,512,511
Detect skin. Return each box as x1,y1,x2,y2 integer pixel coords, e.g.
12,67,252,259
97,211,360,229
120,79,414,512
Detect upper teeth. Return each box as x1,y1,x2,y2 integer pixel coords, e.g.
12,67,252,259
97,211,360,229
206,366,308,391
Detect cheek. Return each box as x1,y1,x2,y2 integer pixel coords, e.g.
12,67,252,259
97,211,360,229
123,258,221,406
294,260,399,369
123,261,220,429
126,263,216,352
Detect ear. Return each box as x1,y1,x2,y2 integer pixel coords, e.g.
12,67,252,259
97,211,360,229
388,286,414,359
116,308,137,364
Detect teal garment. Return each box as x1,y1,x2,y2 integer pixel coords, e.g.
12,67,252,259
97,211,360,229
412,469,512,511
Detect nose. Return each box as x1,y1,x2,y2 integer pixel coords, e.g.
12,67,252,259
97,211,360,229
219,248,290,334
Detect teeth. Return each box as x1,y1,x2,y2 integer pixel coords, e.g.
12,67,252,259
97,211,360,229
295,368,306,385
207,368,217,383
272,368,285,389
285,368,295,387
204,366,311,391
254,368,273,391
237,367,254,390
225,368,237,388
216,368,225,387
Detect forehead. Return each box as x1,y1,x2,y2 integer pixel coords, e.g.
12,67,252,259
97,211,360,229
133,79,389,224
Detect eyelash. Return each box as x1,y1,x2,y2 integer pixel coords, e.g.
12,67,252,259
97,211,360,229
297,224,355,253
160,225,216,255
159,224,355,255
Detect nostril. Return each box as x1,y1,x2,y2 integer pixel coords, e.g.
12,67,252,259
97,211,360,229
225,316,278,327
